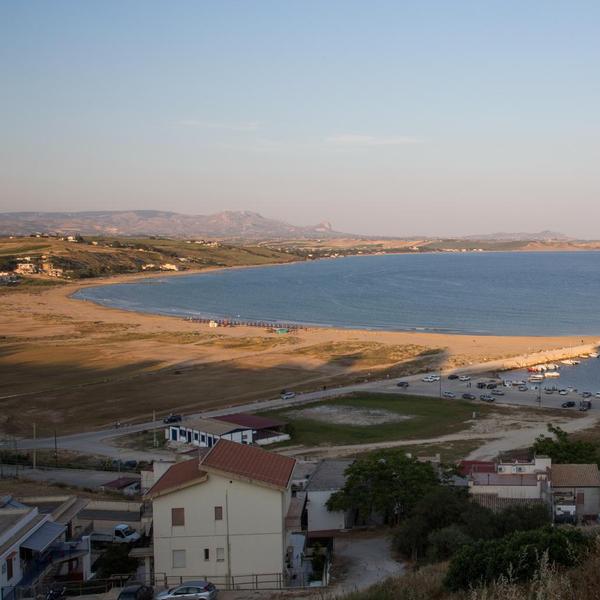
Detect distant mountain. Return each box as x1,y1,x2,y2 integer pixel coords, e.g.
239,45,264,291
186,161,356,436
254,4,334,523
460,230,572,242
0,210,343,240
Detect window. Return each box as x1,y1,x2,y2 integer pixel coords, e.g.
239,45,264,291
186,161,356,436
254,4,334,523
214,506,223,520
201,434,206,443
6,556,13,581
216,548,225,562
204,548,210,561
171,507,185,526
172,549,186,569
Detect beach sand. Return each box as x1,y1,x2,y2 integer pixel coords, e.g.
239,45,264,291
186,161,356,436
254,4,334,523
0,269,597,435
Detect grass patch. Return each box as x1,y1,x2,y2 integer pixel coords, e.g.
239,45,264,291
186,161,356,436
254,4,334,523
259,393,489,447
112,429,167,451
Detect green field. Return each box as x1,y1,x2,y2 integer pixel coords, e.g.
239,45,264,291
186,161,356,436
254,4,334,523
259,393,491,447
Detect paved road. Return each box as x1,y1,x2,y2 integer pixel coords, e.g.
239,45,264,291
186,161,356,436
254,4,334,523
12,366,600,460
0,464,140,488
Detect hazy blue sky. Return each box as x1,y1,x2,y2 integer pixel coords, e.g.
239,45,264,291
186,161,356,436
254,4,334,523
1,1,600,236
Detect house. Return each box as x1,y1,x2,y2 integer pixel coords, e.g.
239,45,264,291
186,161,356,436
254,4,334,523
304,460,354,535
160,263,179,271
550,464,600,522
167,414,289,448
100,477,141,496
0,496,91,598
467,456,551,503
14,262,37,275
214,413,290,446
148,439,296,585
166,418,254,448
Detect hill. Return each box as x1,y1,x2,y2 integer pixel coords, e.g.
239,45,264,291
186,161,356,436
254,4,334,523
0,210,343,240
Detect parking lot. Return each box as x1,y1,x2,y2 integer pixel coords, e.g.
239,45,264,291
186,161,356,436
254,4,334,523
377,371,599,413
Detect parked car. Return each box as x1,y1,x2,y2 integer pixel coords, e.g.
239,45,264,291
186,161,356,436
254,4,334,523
163,413,182,424
422,375,437,382
91,524,141,544
118,585,154,600
559,390,568,395
480,394,495,402
459,375,471,382
462,393,476,400
518,385,528,392
280,391,296,400
582,392,592,398
486,383,497,389
447,374,459,380
396,381,410,388
561,401,576,408
442,391,456,398
491,389,505,396
156,581,218,600
476,382,487,389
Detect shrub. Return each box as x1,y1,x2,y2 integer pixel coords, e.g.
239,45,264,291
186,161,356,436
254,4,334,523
444,526,590,591
427,524,472,562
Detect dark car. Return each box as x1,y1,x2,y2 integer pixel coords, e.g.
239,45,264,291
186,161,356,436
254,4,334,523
396,381,410,388
476,382,487,389
163,413,182,424
561,401,576,408
117,585,154,600
447,374,459,380
462,393,476,400
486,383,497,389
582,392,593,398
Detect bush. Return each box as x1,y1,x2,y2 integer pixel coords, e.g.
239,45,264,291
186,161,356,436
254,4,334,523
427,524,472,562
393,516,430,561
444,526,590,591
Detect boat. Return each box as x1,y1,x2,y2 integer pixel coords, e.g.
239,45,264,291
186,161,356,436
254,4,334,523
529,374,544,382
589,352,599,358
561,360,575,366
544,371,560,378
572,360,581,365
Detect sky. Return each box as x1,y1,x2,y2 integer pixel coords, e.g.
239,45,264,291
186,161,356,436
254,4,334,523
1,1,600,237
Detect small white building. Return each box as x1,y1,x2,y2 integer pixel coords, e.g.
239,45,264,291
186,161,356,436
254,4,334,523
167,418,253,448
148,440,297,584
305,460,354,534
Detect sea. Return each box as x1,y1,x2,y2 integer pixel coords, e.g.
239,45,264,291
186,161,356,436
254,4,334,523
73,251,600,337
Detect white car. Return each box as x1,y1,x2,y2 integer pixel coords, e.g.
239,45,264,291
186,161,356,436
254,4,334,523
459,375,471,382
422,376,436,382
442,391,456,398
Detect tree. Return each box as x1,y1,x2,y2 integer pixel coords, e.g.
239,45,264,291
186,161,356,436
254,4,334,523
532,424,598,464
427,524,472,562
326,449,438,524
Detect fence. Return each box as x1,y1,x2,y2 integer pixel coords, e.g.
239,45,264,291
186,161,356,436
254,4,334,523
155,571,313,591
8,574,132,600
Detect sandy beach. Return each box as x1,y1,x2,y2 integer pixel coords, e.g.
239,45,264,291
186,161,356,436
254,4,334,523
1,268,598,436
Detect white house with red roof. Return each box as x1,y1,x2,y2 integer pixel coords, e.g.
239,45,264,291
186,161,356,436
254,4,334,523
147,439,297,585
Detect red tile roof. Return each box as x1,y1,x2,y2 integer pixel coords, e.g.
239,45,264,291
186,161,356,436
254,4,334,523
201,439,295,490
215,413,286,431
146,458,207,498
458,460,496,476
551,464,600,487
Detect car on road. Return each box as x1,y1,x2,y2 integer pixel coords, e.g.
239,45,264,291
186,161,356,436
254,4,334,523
163,413,182,424
422,375,438,382
518,385,528,391
447,374,459,380
280,391,296,400
561,401,576,408
491,389,505,396
117,585,154,600
396,381,410,388
476,382,487,389
544,389,554,394
462,393,476,400
595,392,600,398
486,383,497,389
459,375,471,382
582,392,592,398
442,391,456,398
480,394,495,402
559,390,568,395
156,581,218,600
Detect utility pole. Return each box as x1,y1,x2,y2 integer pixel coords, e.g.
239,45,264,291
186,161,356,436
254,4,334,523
32,423,37,470
54,430,58,468
153,410,157,448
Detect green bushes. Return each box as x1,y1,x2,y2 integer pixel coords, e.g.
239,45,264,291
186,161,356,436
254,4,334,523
392,487,551,562
444,526,589,591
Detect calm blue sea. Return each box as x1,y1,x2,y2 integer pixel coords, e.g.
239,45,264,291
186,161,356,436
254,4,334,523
73,252,600,336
